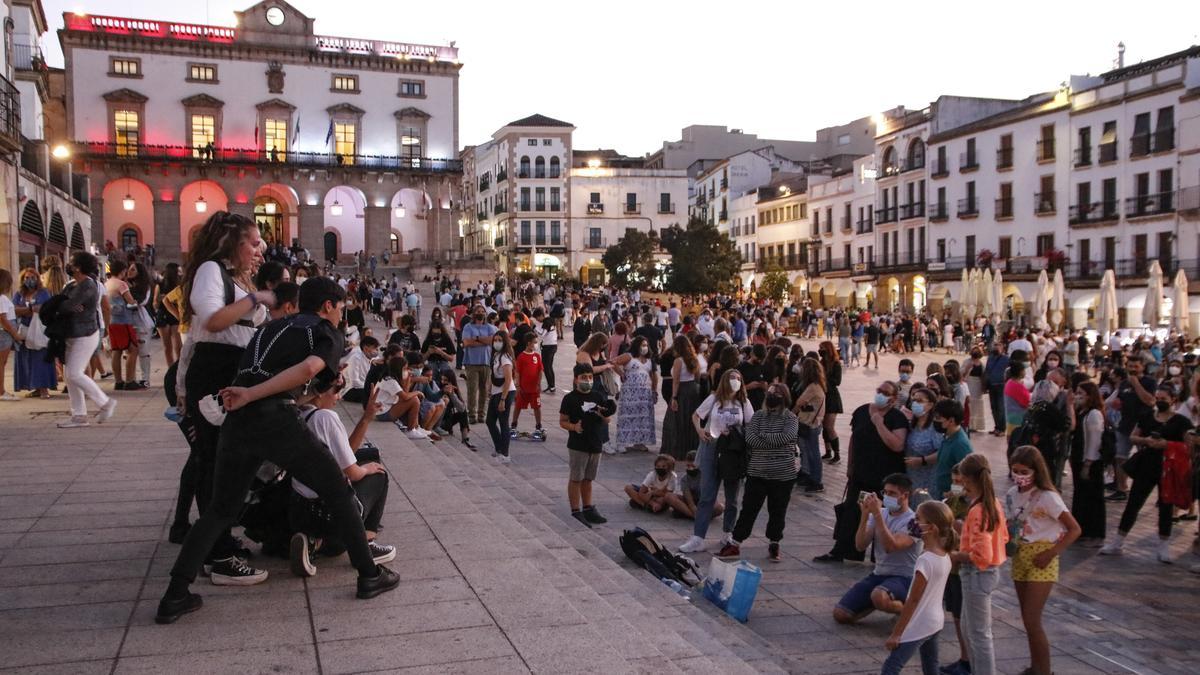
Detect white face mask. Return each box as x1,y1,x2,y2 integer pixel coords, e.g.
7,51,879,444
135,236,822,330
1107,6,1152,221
1168,365,1182,376
639,345,649,356
729,379,742,393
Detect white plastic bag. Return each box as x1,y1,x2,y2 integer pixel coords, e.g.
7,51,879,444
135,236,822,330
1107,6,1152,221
701,557,762,622
24,314,49,351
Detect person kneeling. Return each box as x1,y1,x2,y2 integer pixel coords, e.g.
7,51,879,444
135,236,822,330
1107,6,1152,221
289,378,396,577
833,473,922,624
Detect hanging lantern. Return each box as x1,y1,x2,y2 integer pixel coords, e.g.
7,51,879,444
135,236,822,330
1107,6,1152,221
264,201,277,215
393,205,405,218
330,199,343,217
122,193,135,211
195,195,207,213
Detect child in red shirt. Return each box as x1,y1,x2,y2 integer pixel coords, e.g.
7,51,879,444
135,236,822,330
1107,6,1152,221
512,334,545,440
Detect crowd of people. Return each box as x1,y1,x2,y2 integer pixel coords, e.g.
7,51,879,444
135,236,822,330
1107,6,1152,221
4,225,1199,674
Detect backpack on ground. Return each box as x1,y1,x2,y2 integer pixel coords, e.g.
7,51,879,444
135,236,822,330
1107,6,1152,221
619,527,702,587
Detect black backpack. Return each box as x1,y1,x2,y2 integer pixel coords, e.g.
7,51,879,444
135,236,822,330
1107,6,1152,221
618,527,702,587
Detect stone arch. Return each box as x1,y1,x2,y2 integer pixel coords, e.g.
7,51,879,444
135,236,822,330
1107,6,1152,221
19,201,44,237
70,222,86,250
324,185,367,256
178,180,229,253
881,145,897,173
255,183,301,248
102,178,154,249
117,222,145,252
906,138,925,167
390,187,429,253
48,213,68,247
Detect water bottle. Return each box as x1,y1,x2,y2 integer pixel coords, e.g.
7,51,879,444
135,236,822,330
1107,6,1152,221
660,577,691,601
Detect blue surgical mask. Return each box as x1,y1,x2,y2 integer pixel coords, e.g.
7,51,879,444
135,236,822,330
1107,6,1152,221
899,372,911,382
910,402,925,416
882,495,901,512
874,392,889,407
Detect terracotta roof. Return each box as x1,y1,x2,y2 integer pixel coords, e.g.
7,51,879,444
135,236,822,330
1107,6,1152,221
506,113,573,128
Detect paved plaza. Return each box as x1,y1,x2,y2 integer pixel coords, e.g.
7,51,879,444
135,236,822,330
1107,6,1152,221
2,300,1199,674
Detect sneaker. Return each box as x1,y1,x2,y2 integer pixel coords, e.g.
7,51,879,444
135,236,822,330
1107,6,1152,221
603,445,618,455
678,535,707,553
532,429,546,441
208,556,269,586
356,564,400,599
768,542,782,562
1098,540,1124,556
57,415,90,428
1105,491,1127,502
813,552,844,563
804,483,825,494
0,392,18,401
96,399,118,424
463,438,477,451
939,659,971,675
716,543,741,559
368,540,396,564
1157,542,1172,564
289,533,317,577
428,431,442,442
114,381,127,391
100,371,113,379
571,511,593,528
509,428,520,439
581,506,607,524
497,455,512,465
406,428,431,440
154,591,203,624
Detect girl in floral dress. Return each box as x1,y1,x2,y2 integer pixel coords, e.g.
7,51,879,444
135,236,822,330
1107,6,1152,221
614,336,659,452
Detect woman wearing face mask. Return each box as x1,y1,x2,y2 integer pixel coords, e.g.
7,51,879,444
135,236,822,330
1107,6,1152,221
612,336,659,453
902,387,943,495
12,268,55,398
485,330,516,464
668,335,707,461
1099,384,1194,561
818,341,844,464
963,348,988,433
1069,382,1108,545
1033,350,1062,384
677,369,753,553
950,454,1008,675
793,358,827,494
718,382,800,562
1005,446,1081,675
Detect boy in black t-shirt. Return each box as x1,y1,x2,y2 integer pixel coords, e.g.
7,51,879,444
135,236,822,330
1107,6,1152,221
559,364,615,528
156,277,399,625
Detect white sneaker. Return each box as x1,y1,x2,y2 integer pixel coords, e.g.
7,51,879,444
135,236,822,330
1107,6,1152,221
497,455,512,465
602,445,618,455
1157,542,1173,564
0,392,18,401
406,428,430,440
1098,541,1123,556
678,535,706,553
96,399,118,424
57,415,90,428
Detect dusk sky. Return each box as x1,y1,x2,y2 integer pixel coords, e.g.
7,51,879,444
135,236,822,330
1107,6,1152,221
40,0,1200,155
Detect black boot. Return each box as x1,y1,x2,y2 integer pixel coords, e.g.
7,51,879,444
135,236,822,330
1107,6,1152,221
826,438,841,464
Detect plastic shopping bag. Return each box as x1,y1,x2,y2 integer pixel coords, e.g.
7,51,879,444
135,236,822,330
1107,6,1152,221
701,557,762,622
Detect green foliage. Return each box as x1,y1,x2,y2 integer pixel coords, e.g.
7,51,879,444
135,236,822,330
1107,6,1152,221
759,261,789,303
660,218,743,295
601,229,660,290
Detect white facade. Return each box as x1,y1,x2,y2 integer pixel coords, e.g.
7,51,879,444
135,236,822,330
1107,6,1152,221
691,147,806,228
806,162,877,308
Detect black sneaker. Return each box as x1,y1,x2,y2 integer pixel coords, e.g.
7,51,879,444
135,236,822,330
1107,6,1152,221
208,556,268,586
114,381,127,391
356,564,400,599
154,591,203,624
290,533,317,577
1105,490,1128,502
581,506,607,524
805,483,825,494
368,540,396,564
571,511,593,528
168,522,190,545
813,552,844,563
126,381,148,391
768,542,782,562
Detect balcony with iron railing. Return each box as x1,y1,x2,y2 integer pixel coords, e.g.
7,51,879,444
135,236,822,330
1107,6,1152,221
995,197,1013,219
658,201,675,214
0,75,20,153
13,43,47,72
875,254,926,273
624,202,641,215
719,209,728,222
478,176,490,192
957,197,978,217
959,152,979,172
929,202,949,221
587,202,605,215
902,155,925,173
931,156,949,178
856,218,874,234
720,177,728,190
1074,146,1092,167
840,216,852,232
496,168,507,182
818,257,852,274
876,205,898,224
1036,138,1056,162
585,237,608,249
756,254,806,272
74,141,462,173
1130,128,1175,157
494,203,507,215
696,193,708,207
1125,191,1175,218
996,147,1013,170
1068,200,1120,226
1098,140,1118,163
899,202,925,220
476,210,487,222
1034,191,1056,215
1061,257,1198,281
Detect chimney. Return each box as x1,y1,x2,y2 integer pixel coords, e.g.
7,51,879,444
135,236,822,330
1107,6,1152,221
1117,42,1126,69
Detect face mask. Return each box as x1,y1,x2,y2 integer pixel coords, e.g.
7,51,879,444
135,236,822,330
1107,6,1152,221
576,380,592,393
1013,473,1034,488
765,393,783,409
1155,401,1171,413
950,484,965,496
655,467,669,479
1046,360,1059,368
910,402,925,417
874,392,890,407
23,279,36,289
882,495,901,512
686,468,700,477
907,519,925,539
493,340,504,351
729,379,742,393
1169,366,1182,376
932,421,947,434
899,372,911,382
639,345,649,356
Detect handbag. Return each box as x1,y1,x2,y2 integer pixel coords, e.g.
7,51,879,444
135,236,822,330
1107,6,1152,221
715,426,748,481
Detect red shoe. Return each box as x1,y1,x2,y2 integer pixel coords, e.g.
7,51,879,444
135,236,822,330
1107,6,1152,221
716,543,741,558
768,542,782,562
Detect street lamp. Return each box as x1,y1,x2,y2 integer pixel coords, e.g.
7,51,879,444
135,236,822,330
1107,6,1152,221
122,177,135,211
51,144,70,160
329,186,343,217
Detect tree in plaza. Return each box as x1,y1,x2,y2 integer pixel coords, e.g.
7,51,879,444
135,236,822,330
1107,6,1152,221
660,217,743,294
601,229,660,290
758,261,789,303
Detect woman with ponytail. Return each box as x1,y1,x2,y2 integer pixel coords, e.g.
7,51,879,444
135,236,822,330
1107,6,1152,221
949,454,1007,675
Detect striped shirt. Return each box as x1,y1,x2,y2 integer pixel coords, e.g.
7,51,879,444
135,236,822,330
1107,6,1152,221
745,408,799,481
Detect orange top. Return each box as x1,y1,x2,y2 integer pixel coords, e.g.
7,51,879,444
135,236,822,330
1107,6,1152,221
960,498,1008,570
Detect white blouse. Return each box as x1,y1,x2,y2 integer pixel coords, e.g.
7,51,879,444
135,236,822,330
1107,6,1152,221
187,260,263,347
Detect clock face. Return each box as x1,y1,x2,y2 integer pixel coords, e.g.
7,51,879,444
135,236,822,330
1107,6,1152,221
266,6,285,26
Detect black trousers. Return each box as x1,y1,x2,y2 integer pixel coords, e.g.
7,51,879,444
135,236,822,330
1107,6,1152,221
183,342,244,557
987,383,1006,433
169,400,377,583
1068,456,1107,539
290,471,389,539
832,477,880,561
1119,450,1172,538
732,476,793,544
541,345,557,389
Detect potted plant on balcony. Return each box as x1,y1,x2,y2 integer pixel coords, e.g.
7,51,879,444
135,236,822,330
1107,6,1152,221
1044,248,1067,271
976,249,995,269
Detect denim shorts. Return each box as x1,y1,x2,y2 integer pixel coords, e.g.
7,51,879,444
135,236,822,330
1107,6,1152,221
836,573,912,614
0,330,13,351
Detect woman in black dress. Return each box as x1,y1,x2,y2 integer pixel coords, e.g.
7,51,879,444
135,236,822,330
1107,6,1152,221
818,341,843,463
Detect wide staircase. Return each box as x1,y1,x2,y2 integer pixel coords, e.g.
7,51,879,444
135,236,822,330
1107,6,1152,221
356,407,796,673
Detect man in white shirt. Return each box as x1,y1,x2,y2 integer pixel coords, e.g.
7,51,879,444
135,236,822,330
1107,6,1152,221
341,336,379,403
696,310,715,339
1007,329,1033,357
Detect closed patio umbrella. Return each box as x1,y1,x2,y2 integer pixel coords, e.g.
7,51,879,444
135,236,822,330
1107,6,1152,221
979,268,994,319
991,268,1004,323
1051,268,1067,330
1172,269,1190,337
1033,269,1049,330
959,268,971,319
1096,269,1118,337
1142,261,1164,327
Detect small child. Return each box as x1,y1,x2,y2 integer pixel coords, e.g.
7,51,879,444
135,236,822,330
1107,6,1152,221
665,450,724,520
882,501,956,675
560,364,615,528
941,465,971,675
511,333,545,440
625,454,679,513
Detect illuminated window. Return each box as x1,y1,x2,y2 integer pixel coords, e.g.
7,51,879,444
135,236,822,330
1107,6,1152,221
191,114,215,157
332,74,358,92
114,110,139,156
264,118,287,160
334,122,356,164
400,126,422,157
110,58,140,77
119,227,139,250
398,80,424,97
188,64,217,81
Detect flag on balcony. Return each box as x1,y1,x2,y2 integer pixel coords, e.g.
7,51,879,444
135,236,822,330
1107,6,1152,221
324,119,334,147
291,116,300,149
254,123,258,147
